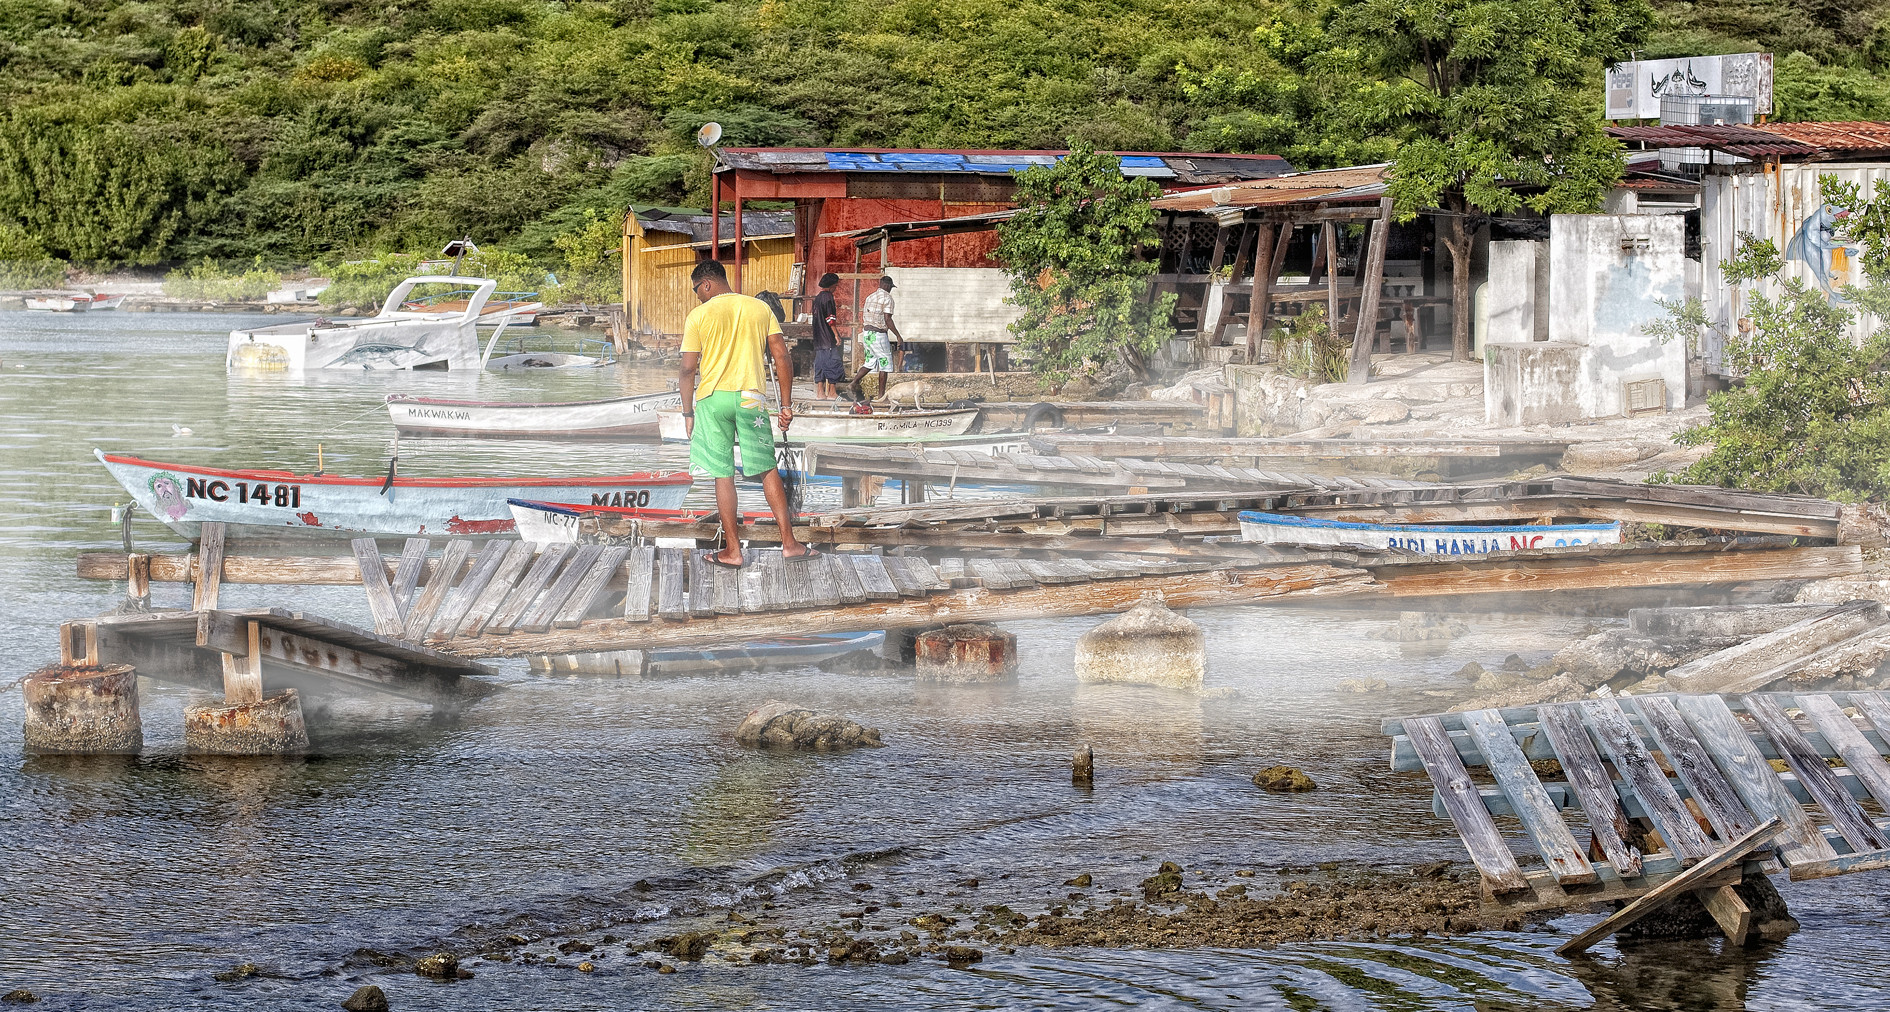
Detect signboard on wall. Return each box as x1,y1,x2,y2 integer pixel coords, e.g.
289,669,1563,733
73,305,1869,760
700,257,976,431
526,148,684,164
1605,53,1773,120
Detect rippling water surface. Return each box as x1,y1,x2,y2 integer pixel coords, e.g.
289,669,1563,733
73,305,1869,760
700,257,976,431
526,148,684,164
1,311,1886,1010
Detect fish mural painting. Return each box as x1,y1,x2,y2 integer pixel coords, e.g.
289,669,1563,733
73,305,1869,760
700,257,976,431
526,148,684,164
1785,203,1864,305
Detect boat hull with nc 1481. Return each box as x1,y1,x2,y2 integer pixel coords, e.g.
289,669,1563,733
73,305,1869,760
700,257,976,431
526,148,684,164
98,450,692,541
387,389,685,439
226,276,541,372
1237,510,1621,555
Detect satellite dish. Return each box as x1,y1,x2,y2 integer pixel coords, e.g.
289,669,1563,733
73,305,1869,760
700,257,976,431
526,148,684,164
696,122,723,148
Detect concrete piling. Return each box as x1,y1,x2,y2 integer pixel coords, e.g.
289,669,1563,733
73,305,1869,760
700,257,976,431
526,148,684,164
184,688,310,755
21,663,142,754
914,624,1017,682
1073,595,1204,691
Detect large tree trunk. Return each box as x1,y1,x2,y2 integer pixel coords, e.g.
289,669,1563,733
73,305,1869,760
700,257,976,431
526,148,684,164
1440,204,1473,362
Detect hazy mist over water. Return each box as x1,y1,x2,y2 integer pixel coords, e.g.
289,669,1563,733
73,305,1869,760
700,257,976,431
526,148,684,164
0,310,1886,1009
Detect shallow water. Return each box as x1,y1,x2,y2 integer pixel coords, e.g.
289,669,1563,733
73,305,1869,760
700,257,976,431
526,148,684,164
1,311,1886,1010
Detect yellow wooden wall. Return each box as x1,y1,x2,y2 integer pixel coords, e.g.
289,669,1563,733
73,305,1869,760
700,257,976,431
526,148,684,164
624,229,796,342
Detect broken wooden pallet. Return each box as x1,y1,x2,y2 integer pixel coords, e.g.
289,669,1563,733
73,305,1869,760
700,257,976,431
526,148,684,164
1383,692,1890,947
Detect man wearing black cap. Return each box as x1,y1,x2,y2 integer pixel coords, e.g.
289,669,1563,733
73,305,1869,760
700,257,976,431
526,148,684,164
810,272,845,400
860,274,902,396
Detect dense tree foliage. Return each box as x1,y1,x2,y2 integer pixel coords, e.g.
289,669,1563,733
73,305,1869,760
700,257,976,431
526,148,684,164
993,143,1174,384
0,0,1884,272
1653,178,1890,499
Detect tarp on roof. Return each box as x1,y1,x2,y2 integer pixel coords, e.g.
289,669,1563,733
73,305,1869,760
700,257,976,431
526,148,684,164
716,147,1292,183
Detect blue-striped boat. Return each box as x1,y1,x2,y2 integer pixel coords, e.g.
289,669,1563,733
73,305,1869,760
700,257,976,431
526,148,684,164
1237,510,1621,555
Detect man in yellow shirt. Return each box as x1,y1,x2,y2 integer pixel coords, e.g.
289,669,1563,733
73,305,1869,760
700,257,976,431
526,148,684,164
679,260,816,567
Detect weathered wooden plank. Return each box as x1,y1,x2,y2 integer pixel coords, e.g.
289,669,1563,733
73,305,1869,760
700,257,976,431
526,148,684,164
738,551,769,613
351,538,406,637
1015,558,1066,586
1404,716,1531,894
1582,698,1715,861
426,541,509,642
993,558,1037,590
1799,693,1890,814
1631,694,1761,842
1461,709,1598,885
831,553,868,604
713,555,744,615
521,543,604,633
881,555,929,597
804,553,841,607
967,558,1011,590
487,543,572,635
687,549,718,619
1673,694,1838,865
755,550,789,610
192,521,226,611
405,539,473,642
1536,703,1643,879
853,554,901,600
1850,691,1890,754
655,548,688,621
1666,602,1885,694
1557,819,1784,956
1743,693,1890,853
460,541,539,637
1372,545,1863,599
620,546,655,623
391,538,431,616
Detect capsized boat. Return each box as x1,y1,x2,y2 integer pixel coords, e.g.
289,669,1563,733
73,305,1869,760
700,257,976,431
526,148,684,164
226,276,541,371
656,405,981,442
1237,510,1621,554
387,389,684,439
99,449,691,541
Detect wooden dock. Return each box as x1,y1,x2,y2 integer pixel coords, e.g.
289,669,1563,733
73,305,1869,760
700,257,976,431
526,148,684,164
1024,433,1572,463
1385,692,1890,951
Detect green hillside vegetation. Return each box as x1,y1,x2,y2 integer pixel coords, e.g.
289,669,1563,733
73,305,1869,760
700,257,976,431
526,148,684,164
0,0,1884,285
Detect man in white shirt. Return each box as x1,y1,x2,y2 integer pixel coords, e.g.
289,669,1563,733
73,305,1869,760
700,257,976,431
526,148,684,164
859,275,902,395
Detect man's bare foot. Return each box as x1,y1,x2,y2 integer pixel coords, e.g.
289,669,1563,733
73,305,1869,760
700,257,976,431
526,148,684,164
708,548,745,567
781,543,818,560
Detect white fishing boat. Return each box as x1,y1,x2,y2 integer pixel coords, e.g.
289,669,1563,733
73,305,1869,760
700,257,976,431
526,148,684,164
387,389,684,439
86,293,126,311
98,449,691,541
226,276,540,371
508,499,760,547
1237,510,1621,555
24,293,90,312
656,405,980,442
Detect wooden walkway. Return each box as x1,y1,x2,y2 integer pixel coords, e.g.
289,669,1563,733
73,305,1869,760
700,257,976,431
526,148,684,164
1024,433,1573,462
1385,692,1890,950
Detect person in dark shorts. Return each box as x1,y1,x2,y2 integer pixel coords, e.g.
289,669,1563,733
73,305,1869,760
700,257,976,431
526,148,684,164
810,272,845,400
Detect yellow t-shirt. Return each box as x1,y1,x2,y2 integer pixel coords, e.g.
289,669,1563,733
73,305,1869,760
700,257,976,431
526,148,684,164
681,292,781,403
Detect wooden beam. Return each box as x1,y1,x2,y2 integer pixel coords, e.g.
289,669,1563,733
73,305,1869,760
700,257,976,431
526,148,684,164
1348,196,1393,383
253,625,481,705
221,619,264,705
1556,819,1783,956
192,521,226,611
438,562,1377,657
1368,544,1861,598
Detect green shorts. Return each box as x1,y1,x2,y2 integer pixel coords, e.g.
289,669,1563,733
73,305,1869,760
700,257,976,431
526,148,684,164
689,389,776,480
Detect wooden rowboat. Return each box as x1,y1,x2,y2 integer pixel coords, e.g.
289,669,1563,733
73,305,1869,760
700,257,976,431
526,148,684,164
387,389,684,439
656,406,981,442
1237,510,1620,555
24,293,90,312
99,450,692,541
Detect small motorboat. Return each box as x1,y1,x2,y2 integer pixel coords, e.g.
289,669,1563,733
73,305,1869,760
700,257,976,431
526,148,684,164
87,294,126,311
227,276,541,371
1237,510,1621,554
99,450,692,541
24,292,91,312
486,352,607,370
387,389,685,439
530,630,884,678
656,405,981,442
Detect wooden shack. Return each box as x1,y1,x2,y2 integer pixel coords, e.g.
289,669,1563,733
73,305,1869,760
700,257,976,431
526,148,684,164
619,207,796,345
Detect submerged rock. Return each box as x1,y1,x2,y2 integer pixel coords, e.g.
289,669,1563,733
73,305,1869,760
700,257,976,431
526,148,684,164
1336,677,1387,693
940,945,983,965
735,701,883,751
1254,766,1318,792
660,931,716,962
1073,597,1204,691
341,985,389,1012
1,992,35,1005
413,953,458,979
212,963,260,983
1449,673,1585,712
1376,612,1467,642
1141,861,1184,898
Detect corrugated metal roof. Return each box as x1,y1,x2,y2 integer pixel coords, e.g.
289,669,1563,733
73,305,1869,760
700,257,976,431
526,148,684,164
1149,165,1391,211
638,209,796,243
1607,124,1819,157
1758,121,1890,154
717,147,1291,182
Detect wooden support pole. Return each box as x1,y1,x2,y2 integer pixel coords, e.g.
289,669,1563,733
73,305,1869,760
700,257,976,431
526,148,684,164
1321,219,1339,334
220,619,264,705
1556,819,1783,956
127,553,150,608
1211,223,1258,347
192,521,226,612
1251,224,1293,357
1348,197,1394,384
